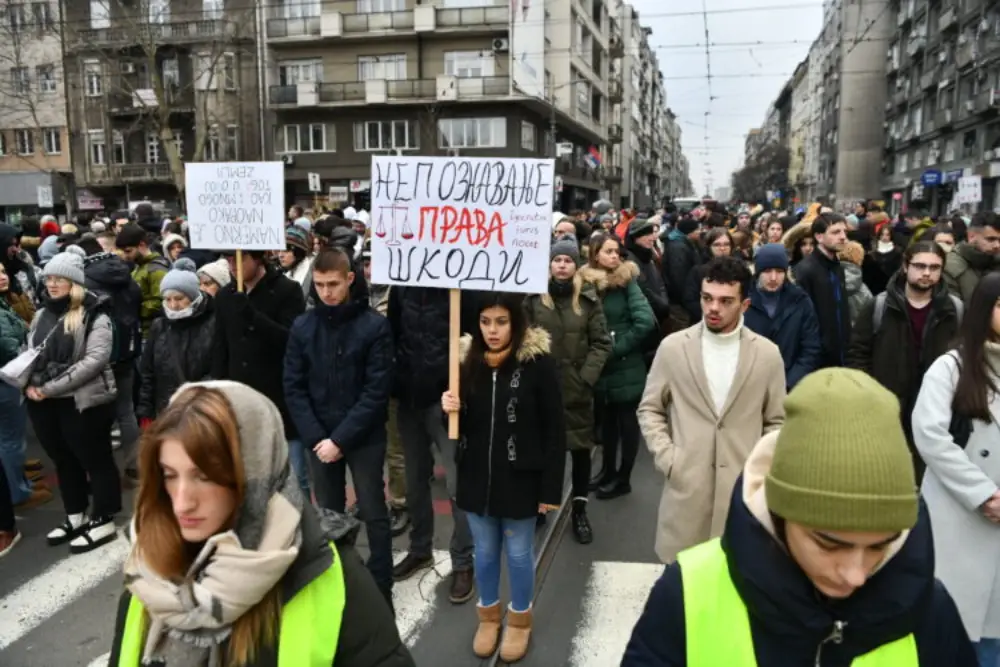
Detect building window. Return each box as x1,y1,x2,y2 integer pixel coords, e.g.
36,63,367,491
357,0,404,11
9,4,27,33
148,0,169,23
205,126,221,161
10,67,29,95
277,59,322,85
520,121,536,151
576,81,590,115
146,132,160,163
35,64,55,92
88,130,105,165
171,131,184,161
42,128,60,154
204,0,224,20
444,51,494,78
0,132,6,156
223,53,236,90
944,137,956,162
226,125,239,159
32,2,54,32
353,120,416,151
112,130,125,164
438,118,506,149
275,123,331,153
90,0,110,29
357,55,406,81
84,60,102,96
282,0,320,19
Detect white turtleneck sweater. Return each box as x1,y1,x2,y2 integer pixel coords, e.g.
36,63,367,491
702,319,742,414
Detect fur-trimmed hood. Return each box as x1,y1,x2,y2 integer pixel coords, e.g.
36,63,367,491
578,260,640,292
782,220,813,253
459,326,551,364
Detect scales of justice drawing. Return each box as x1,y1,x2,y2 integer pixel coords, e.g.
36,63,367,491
375,205,415,246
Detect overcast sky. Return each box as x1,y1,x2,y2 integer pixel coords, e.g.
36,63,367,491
629,0,824,197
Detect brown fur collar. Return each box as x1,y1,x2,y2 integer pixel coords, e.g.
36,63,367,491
782,221,813,253
459,326,551,364
578,260,640,293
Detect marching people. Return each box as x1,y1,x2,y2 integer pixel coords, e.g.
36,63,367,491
441,292,565,662
580,233,655,500
638,256,786,563
847,241,962,479
743,243,821,390
106,381,415,667
683,227,733,323
781,220,816,277
624,368,978,666
793,213,851,367
944,212,1000,306
388,286,477,603
912,273,1000,665
661,217,702,333
115,224,170,340
25,250,121,553
211,250,307,496
284,248,395,605
837,240,874,327
862,222,903,296
623,216,670,360
196,258,232,297
160,233,187,264
136,261,217,422
524,237,612,544
278,225,315,303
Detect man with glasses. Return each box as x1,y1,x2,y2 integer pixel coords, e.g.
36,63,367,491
944,211,1000,306
847,240,963,479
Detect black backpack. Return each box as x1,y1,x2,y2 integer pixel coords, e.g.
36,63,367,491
86,277,142,364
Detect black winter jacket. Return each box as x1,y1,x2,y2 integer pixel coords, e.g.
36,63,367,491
137,296,216,419
284,298,393,452
455,327,566,519
106,504,414,667
622,478,977,667
862,247,903,296
84,252,142,362
661,230,701,305
793,249,851,368
743,282,821,390
211,265,306,438
387,287,477,409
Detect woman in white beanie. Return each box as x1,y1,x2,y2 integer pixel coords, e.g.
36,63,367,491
196,257,231,297
137,260,216,423
24,250,121,554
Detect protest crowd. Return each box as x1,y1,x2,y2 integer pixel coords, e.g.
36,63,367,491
1,193,1000,666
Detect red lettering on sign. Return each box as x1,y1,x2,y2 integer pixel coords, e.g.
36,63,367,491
415,206,507,248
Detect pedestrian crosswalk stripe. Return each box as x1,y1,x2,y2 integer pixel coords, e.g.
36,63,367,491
0,531,130,651
568,561,664,667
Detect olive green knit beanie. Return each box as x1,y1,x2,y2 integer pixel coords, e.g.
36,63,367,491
766,368,918,533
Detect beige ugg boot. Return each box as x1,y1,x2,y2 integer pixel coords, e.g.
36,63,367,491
499,605,533,663
473,602,503,658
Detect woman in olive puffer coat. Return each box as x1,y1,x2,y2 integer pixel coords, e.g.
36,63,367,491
579,232,655,501
525,236,612,544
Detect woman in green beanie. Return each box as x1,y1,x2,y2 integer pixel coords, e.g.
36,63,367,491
623,367,977,667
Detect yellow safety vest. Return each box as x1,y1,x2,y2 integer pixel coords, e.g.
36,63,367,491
677,538,919,666
118,542,346,667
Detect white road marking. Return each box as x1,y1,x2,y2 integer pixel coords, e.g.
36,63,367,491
88,653,110,667
0,532,129,650
569,561,665,667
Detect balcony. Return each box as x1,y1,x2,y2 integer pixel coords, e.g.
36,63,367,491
435,4,508,33
268,76,512,108
609,35,624,58
956,42,975,69
923,116,936,134
608,124,622,143
939,6,958,31
906,35,927,58
604,165,623,183
920,70,937,90
894,89,908,106
608,80,623,103
976,88,1000,113
107,87,195,115
67,19,240,51
936,107,955,127
87,163,173,185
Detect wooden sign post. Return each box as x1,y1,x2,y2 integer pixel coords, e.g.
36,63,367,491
235,249,244,293
448,288,461,439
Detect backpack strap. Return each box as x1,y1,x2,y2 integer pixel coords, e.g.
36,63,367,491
949,294,964,325
872,292,888,335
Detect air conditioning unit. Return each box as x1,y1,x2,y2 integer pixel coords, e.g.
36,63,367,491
280,154,294,166
492,38,509,52
122,62,136,74
965,99,976,111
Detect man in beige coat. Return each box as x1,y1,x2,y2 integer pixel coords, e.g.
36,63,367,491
639,256,786,563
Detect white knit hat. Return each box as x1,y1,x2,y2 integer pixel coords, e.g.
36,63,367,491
196,257,231,289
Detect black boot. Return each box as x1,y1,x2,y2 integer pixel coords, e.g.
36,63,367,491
571,498,593,544
596,478,632,500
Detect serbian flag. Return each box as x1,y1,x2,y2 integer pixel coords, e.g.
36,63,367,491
585,147,602,169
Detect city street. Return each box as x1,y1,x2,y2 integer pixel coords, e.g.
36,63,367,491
0,435,665,667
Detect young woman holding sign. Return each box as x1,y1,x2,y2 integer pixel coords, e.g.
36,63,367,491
441,292,565,662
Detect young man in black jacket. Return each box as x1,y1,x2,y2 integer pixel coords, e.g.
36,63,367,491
284,248,394,603
623,369,977,667
793,213,851,367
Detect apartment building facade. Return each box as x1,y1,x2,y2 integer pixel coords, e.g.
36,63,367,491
61,0,262,211
788,59,811,199
883,0,1000,213
0,0,71,221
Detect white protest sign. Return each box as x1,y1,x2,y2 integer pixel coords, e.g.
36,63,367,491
370,156,555,294
185,162,285,250
956,176,982,205
36,185,53,208
308,172,321,192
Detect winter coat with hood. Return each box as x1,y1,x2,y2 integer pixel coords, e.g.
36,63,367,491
28,291,117,411
638,322,786,563
524,274,613,451
743,281,821,390
943,242,1000,306
84,251,142,363
661,228,701,305
0,223,40,305
842,261,874,327
622,432,977,667
912,348,1000,642
781,221,813,276
211,263,306,438
131,250,171,338
862,243,903,296
579,261,656,404
283,295,393,453
846,273,961,474
0,294,27,365
454,327,566,519
137,296,216,419
793,248,851,368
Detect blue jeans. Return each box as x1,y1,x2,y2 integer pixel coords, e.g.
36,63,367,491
466,513,536,612
287,438,311,497
976,638,1000,667
0,382,31,504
